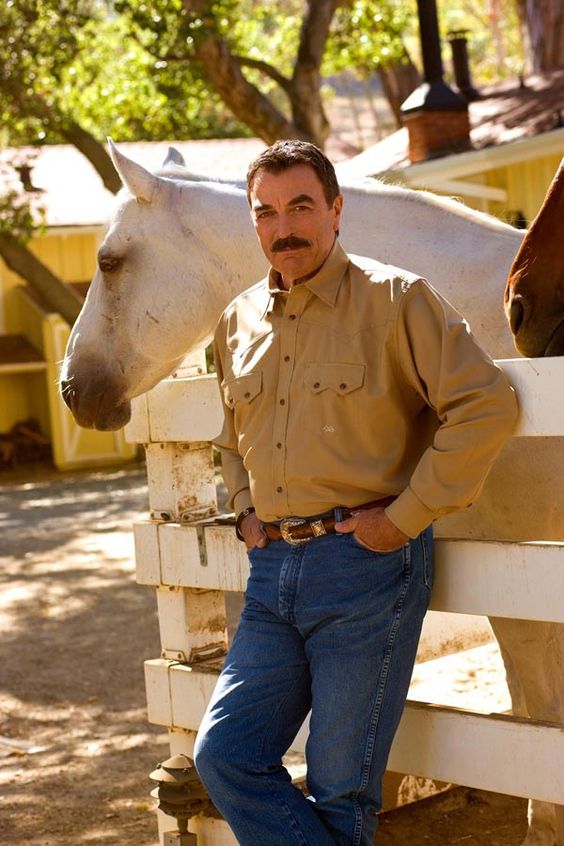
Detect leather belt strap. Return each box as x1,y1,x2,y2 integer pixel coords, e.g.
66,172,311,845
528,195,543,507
262,496,397,545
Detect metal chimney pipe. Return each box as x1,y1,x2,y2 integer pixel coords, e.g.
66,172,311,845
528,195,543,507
401,0,467,112
418,0,444,84
448,30,480,101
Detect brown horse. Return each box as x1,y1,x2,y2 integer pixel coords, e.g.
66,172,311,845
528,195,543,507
505,158,564,357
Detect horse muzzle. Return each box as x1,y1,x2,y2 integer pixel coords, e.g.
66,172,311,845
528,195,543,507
60,375,132,431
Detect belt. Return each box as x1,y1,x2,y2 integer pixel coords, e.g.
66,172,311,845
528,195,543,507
262,496,397,545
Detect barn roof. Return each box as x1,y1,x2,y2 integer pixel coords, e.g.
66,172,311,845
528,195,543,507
0,138,268,229
338,70,564,180
1,132,358,230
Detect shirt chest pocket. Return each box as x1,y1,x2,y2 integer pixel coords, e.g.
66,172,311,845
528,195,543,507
304,362,365,395
222,371,263,409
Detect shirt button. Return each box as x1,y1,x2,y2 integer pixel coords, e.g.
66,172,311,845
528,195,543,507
288,314,296,321
284,355,290,362
279,398,286,405
276,442,282,448
340,383,347,390
244,391,251,398
313,382,320,389
276,486,283,493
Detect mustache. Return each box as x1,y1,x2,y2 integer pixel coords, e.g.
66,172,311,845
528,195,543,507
271,236,311,252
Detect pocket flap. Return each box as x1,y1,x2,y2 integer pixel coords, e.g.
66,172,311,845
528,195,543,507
304,363,365,395
222,371,263,408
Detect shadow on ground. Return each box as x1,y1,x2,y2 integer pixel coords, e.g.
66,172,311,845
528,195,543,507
0,461,167,845
0,462,530,845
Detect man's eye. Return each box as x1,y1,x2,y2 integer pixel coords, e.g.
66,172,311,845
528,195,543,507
256,210,273,220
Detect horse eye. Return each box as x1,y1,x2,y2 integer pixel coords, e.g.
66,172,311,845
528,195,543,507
98,254,122,273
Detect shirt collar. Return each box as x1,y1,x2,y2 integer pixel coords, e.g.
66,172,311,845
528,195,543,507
261,240,349,319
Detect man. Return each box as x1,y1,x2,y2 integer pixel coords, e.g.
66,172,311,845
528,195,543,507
194,141,518,845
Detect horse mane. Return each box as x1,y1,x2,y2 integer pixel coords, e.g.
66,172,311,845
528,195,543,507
154,163,521,240
342,178,521,238
155,164,245,188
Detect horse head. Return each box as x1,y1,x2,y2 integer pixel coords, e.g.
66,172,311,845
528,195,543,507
60,141,256,430
505,158,564,357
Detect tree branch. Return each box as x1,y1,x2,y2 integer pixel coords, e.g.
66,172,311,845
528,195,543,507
235,56,293,94
0,80,121,195
0,233,83,326
182,0,306,143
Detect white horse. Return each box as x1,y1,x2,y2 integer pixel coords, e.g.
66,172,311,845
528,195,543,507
61,143,564,845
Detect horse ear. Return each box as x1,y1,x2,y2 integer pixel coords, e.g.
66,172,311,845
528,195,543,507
163,146,186,167
107,138,159,203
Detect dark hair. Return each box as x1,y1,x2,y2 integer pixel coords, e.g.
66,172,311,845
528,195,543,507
246,140,340,207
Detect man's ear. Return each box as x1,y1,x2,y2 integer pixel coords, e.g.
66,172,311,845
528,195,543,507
333,194,344,232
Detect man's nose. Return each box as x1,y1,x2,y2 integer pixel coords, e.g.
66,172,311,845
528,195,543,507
275,212,294,239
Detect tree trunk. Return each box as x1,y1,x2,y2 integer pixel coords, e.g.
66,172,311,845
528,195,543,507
59,121,122,194
291,0,340,147
517,0,564,72
193,35,305,144
0,233,83,326
378,51,421,127
0,91,118,321
182,0,338,149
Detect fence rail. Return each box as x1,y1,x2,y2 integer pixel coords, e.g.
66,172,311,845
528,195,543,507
127,355,564,845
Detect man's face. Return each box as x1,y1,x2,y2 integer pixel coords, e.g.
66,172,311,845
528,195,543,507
249,164,343,287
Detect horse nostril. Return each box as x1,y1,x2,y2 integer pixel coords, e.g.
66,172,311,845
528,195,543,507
509,298,525,335
60,379,75,410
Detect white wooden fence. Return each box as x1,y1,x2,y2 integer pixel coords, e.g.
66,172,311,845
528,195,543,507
126,353,564,846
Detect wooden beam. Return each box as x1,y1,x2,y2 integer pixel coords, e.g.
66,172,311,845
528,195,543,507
144,660,564,805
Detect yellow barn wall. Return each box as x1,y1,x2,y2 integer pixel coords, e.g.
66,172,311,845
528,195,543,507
0,373,50,435
0,231,99,336
480,153,561,223
398,150,561,226
0,229,136,469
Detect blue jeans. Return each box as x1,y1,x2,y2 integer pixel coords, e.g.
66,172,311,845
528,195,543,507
194,527,433,846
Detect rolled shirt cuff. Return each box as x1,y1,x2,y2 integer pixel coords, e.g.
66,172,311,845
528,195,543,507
385,487,438,538
233,488,253,518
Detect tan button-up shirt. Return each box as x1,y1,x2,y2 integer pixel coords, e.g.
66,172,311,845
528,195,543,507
213,241,518,538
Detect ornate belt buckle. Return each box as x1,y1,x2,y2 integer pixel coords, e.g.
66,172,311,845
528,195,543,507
279,517,311,545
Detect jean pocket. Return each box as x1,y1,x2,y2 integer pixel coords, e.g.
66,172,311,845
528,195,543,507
421,527,434,589
350,533,407,556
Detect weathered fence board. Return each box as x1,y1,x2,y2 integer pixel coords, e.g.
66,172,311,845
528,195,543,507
126,357,564,444
135,522,564,624
128,355,564,843
144,659,564,806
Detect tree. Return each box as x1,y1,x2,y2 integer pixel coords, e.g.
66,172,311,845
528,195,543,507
0,151,83,324
0,0,249,317
119,0,416,148
517,0,564,72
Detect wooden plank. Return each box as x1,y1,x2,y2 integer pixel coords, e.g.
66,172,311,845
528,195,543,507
121,357,564,444
156,586,227,663
147,376,223,443
145,442,217,522
429,539,564,622
144,660,564,805
134,520,161,585
0,361,47,375
388,700,564,805
144,523,564,624
125,393,150,443
498,356,564,437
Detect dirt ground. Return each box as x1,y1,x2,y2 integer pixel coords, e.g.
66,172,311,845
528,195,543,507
0,462,529,845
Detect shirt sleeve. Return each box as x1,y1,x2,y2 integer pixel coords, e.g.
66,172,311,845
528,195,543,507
385,278,519,538
212,318,253,517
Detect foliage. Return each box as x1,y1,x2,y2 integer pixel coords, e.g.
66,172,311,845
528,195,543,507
61,11,248,140
403,0,526,85
327,0,413,77
0,153,45,244
0,0,248,146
